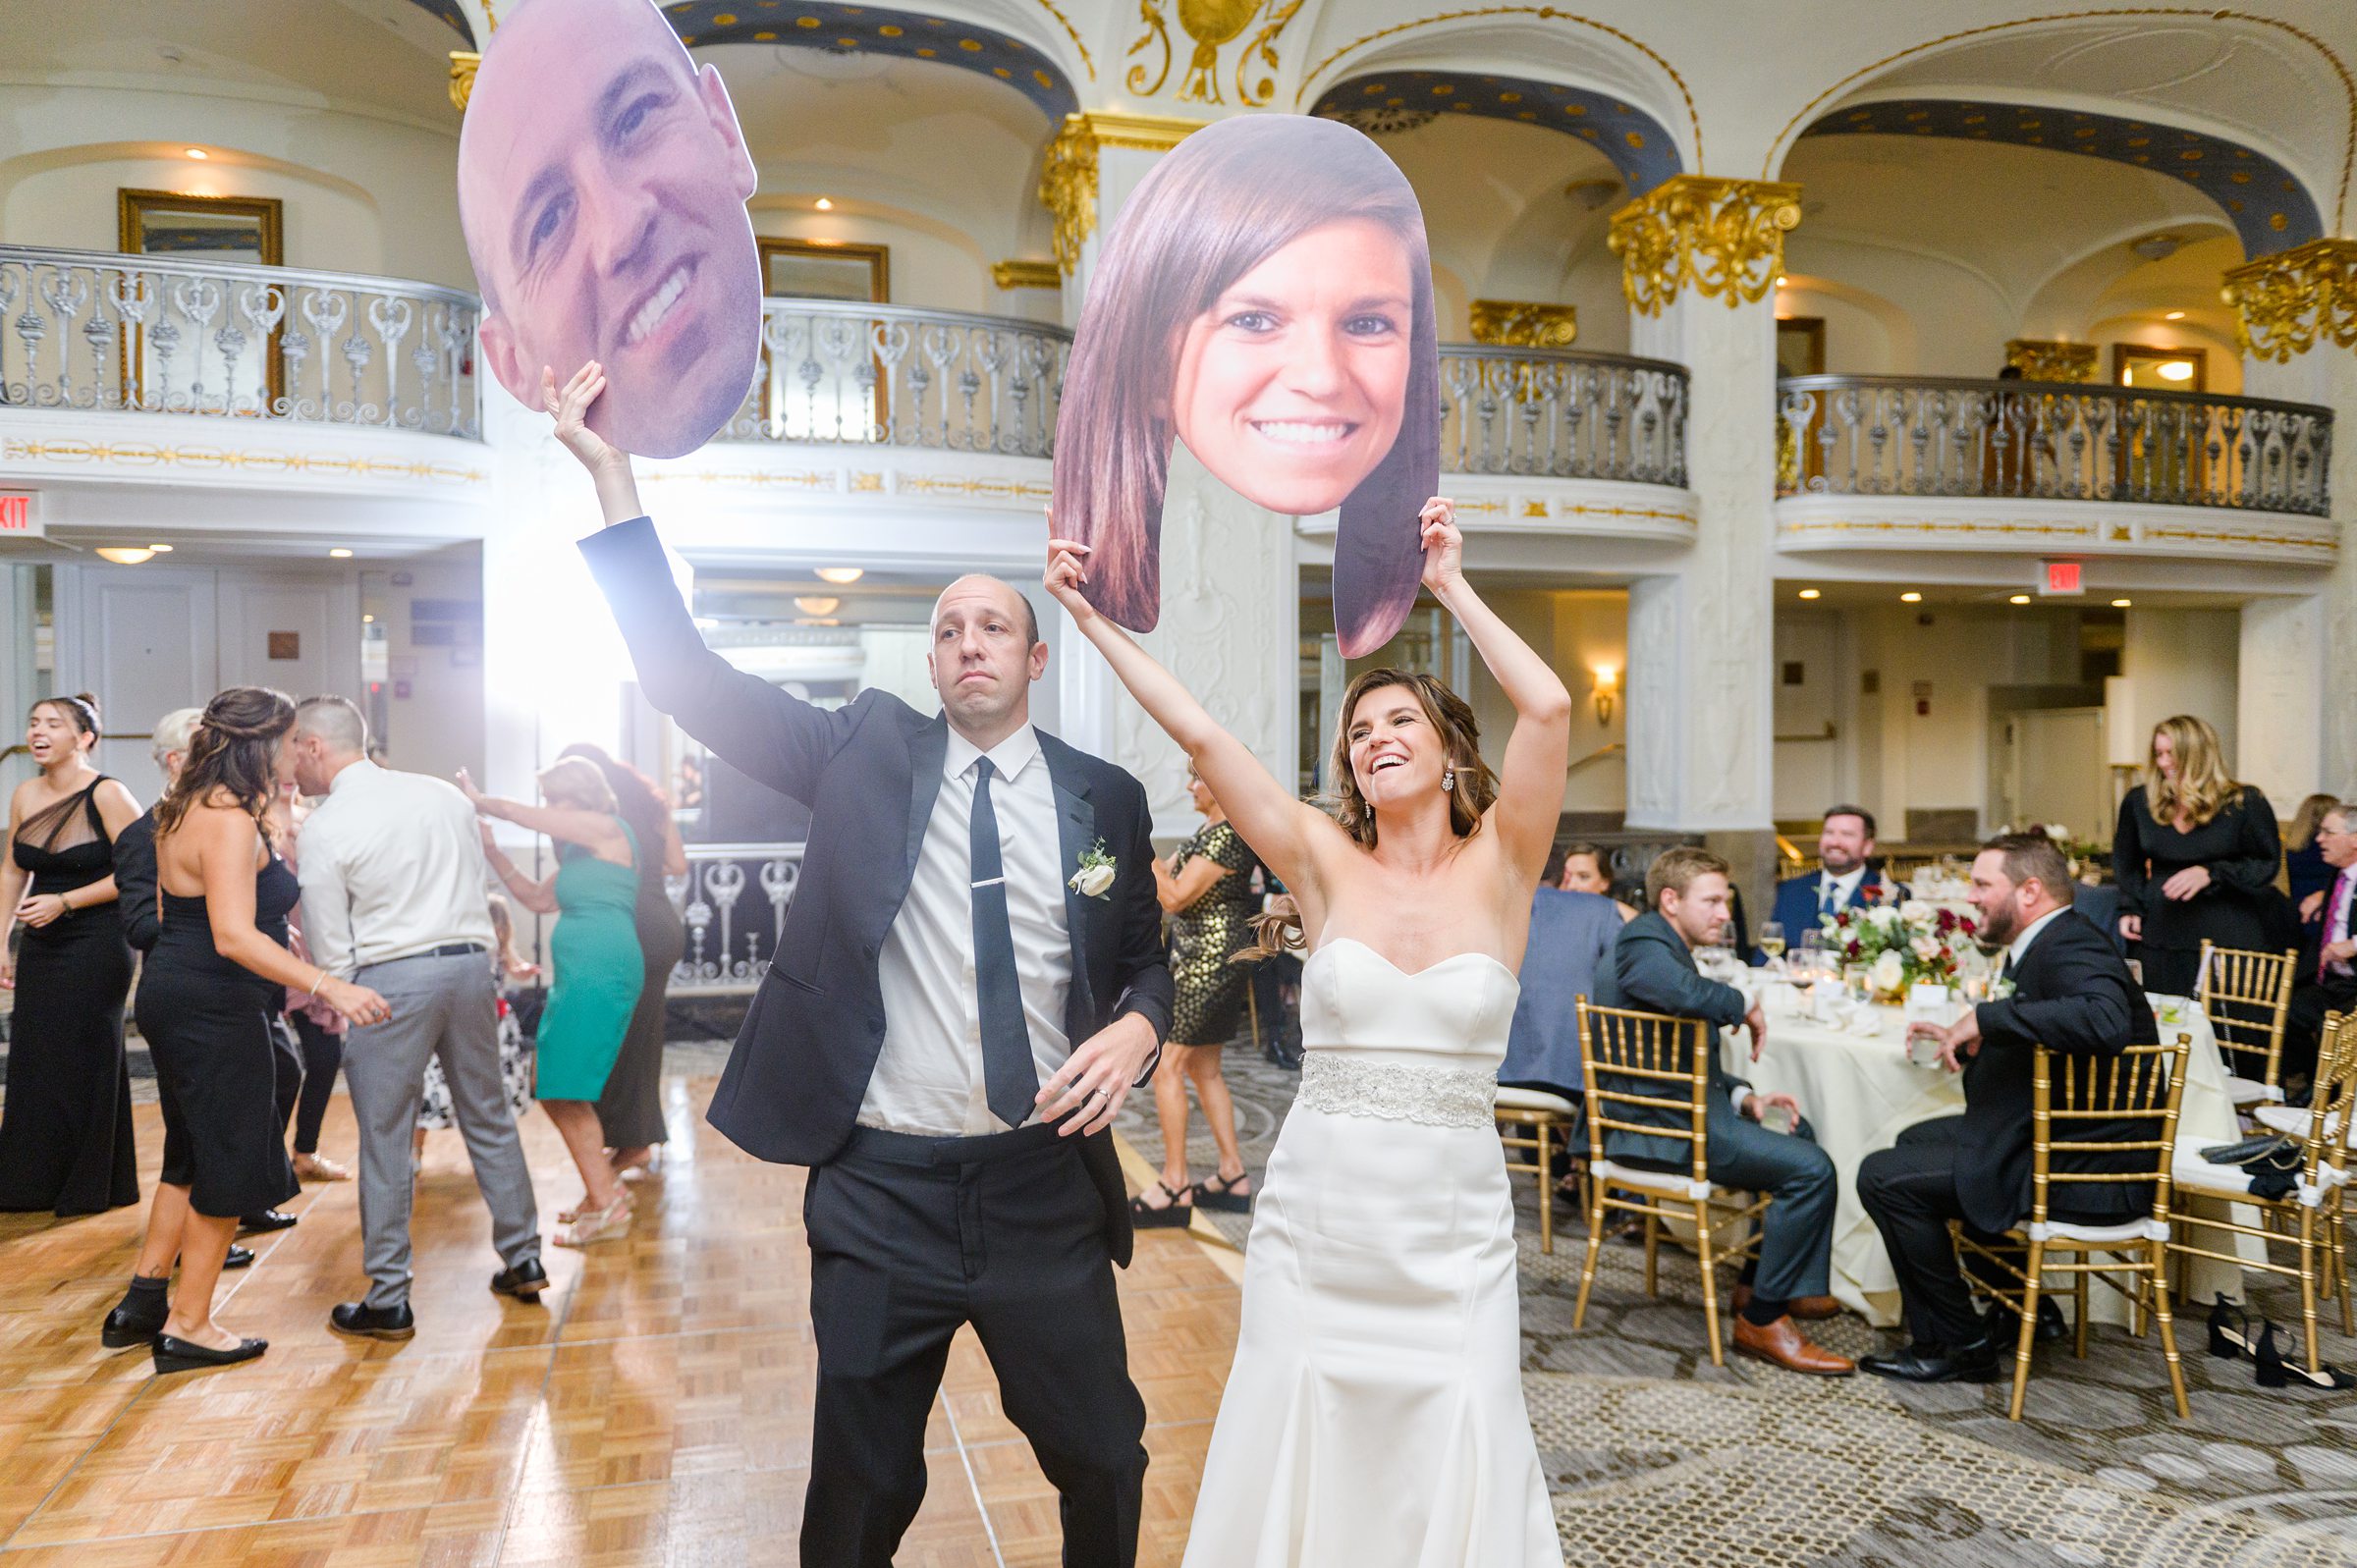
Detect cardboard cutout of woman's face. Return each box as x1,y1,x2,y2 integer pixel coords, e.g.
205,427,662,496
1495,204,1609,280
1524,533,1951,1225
458,0,762,460
1052,115,1439,658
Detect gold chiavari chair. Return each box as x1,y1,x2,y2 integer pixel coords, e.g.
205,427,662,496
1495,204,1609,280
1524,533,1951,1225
1572,1000,1771,1367
1955,1032,2194,1421
2196,940,2300,1111
1496,1087,1581,1255
2171,1010,2357,1371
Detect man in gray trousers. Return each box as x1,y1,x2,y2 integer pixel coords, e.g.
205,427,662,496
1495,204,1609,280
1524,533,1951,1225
289,696,544,1338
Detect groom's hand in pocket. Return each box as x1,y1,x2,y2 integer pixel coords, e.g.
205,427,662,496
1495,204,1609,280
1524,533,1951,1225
1038,1013,1160,1136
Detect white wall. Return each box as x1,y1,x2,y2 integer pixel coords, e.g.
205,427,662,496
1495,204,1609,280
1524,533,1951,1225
0,84,467,286
2116,607,2241,768
361,550,485,788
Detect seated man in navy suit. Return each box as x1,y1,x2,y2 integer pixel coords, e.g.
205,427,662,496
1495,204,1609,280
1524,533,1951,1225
1761,804,1907,961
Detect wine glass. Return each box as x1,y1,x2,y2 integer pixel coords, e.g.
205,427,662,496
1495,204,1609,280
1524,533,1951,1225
1758,921,1786,964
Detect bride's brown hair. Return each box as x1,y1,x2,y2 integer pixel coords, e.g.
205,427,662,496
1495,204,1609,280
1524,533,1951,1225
1239,667,1495,960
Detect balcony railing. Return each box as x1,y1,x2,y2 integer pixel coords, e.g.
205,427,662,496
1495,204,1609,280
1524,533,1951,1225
715,298,1069,457
664,841,804,997
1440,346,1688,487
0,244,481,438
1776,373,2331,517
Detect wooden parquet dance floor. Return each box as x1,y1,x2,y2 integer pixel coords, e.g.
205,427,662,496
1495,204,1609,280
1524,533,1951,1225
0,1073,1242,1567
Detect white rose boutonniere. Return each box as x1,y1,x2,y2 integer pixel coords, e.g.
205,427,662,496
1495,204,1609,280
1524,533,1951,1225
1991,976,2017,1001
1069,838,1117,899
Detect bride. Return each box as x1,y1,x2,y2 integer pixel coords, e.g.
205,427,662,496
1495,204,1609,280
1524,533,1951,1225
1044,498,1569,1566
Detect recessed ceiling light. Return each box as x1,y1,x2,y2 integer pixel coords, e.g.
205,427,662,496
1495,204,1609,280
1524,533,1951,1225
794,595,842,616
1775,274,1788,287
2165,310,2186,320
814,196,834,210
2111,598,2133,608
95,547,157,565
814,566,864,584
328,547,354,558
1900,591,1923,603
185,147,209,160
361,614,374,623
1796,588,1821,600
2008,594,2031,605
147,542,173,552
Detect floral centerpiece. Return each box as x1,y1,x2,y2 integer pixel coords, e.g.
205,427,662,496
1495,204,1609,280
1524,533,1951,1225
1820,899,1979,999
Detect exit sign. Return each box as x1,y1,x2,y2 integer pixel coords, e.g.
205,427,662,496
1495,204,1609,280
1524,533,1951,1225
0,492,36,538
2040,560,2084,596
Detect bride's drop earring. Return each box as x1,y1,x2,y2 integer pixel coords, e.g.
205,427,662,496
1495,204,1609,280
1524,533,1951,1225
1441,767,1455,792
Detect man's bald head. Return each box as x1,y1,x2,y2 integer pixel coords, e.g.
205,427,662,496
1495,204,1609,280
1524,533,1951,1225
933,574,1038,649
457,0,761,459
927,574,1047,744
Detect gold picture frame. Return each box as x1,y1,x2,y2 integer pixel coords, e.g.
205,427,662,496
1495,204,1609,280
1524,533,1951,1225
758,238,890,303
117,189,287,411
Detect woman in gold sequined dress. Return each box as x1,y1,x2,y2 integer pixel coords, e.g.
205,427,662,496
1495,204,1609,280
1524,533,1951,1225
1130,764,1260,1229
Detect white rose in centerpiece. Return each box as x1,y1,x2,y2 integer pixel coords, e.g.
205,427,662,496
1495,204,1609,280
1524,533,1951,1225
1910,934,1941,961
1072,863,1116,897
1868,905,1901,933
1898,899,1935,928
1871,949,1906,993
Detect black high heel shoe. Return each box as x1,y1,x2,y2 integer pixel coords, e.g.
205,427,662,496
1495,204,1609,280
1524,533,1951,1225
2207,1298,2257,1361
1127,1181,1194,1230
2254,1322,2357,1390
152,1333,268,1376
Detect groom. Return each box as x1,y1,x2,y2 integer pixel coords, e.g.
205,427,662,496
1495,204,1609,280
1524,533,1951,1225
581,507,1172,1566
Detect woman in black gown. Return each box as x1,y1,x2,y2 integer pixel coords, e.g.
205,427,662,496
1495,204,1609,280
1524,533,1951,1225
2112,713,2285,998
0,694,143,1217
126,688,388,1374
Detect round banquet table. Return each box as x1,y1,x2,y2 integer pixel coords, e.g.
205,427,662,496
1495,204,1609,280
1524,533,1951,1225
1731,990,2248,1327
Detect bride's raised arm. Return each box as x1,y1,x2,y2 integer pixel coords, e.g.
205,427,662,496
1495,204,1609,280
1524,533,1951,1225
1414,499,1571,887
1045,528,1337,902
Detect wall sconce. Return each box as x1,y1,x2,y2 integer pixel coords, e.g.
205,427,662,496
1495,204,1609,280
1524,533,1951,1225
1590,663,1619,727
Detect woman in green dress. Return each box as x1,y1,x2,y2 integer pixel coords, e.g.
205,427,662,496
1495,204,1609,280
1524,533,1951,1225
463,757,643,1248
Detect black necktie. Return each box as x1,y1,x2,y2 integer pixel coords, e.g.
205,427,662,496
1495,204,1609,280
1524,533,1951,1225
968,757,1036,1127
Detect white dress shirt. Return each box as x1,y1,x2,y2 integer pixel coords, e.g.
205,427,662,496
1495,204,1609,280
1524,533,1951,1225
859,723,1074,1136
1817,864,1867,915
2005,906,2069,971
296,759,496,978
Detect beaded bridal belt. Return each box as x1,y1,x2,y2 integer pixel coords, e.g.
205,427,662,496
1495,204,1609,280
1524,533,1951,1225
1298,1054,1498,1129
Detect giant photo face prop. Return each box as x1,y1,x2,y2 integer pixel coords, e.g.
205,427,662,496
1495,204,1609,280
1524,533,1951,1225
458,0,762,460
1052,115,1439,659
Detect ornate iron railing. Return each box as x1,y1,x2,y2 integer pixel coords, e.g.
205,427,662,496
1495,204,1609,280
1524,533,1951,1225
665,841,804,997
1776,373,2331,517
0,244,480,437
715,299,1069,457
1438,347,1688,486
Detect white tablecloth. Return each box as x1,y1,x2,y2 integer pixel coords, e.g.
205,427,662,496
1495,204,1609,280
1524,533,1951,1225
1735,992,2245,1327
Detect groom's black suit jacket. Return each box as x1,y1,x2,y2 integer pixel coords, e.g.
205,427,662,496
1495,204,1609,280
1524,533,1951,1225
581,516,1174,1266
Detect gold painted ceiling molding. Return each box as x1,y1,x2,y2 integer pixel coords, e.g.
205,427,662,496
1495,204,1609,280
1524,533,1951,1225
1609,175,1800,315
1037,111,1205,274
449,51,478,113
992,259,1062,291
1762,9,2356,232
1290,7,1700,172
2221,238,2357,362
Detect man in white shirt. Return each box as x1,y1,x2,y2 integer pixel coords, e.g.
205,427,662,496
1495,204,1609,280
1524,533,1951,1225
289,696,544,1339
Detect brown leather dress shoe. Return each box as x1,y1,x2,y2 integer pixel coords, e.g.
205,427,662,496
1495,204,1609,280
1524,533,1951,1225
1731,1314,1854,1376
1732,1284,1844,1322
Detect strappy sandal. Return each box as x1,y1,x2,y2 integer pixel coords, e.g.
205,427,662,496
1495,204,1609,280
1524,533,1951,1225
2207,1298,2258,1361
1195,1171,1254,1213
1129,1181,1194,1229
2255,1321,2357,1390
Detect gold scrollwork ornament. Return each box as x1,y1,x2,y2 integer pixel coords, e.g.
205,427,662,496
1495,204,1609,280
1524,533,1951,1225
1234,0,1302,107
1040,117,1100,276
2002,340,2098,382
1125,0,1173,96
449,51,479,113
2221,238,2357,363
1609,176,1802,315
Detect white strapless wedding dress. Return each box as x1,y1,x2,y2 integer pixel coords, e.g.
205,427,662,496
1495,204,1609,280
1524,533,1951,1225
1180,939,1563,1568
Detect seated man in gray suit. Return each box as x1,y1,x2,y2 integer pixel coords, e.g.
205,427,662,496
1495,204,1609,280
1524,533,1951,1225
1594,846,1851,1376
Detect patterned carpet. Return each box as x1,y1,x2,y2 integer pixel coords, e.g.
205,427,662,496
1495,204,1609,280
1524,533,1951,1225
1116,1049,2357,1567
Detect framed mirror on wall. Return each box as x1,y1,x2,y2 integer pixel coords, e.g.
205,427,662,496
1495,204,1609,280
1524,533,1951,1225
117,189,286,409
755,239,892,439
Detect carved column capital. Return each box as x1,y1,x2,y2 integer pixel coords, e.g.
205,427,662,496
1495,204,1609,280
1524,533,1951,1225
449,51,479,114
1037,112,1202,275
2222,238,2357,363
1609,176,1801,317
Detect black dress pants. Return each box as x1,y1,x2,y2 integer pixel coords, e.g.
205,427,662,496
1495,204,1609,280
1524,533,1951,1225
1858,1118,2018,1349
801,1122,1147,1568
286,1011,344,1156
2286,974,2357,1085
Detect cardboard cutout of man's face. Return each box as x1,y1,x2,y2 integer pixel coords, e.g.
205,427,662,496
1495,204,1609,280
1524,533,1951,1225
459,0,762,460
1051,115,1438,658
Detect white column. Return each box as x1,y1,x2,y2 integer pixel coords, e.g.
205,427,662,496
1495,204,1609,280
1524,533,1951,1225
2244,349,2357,791
2236,594,2325,810
1622,290,1777,839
